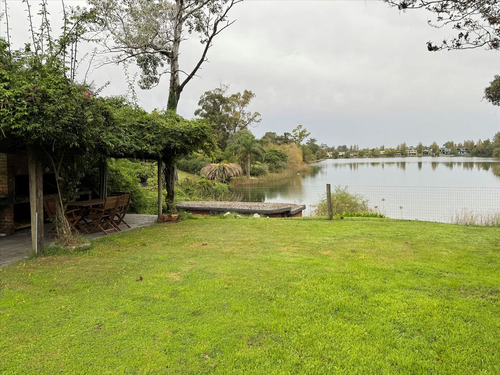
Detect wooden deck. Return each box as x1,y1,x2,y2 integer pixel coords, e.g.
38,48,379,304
176,201,306,218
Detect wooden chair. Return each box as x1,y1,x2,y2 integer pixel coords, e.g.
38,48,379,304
85,196,119,235
43,196,82,237
112,194,131,230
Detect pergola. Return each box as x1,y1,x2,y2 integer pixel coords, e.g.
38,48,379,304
0,141,165,254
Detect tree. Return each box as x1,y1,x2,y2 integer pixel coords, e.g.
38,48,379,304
195,86,261,149
88,0,242,111
291,125,310,146
227,130,264,178
485,75,500,105
385,1,500,50
201,162,243,182
429,141,440,155
0,38,110,241
416,142,424,155
88,0,242,210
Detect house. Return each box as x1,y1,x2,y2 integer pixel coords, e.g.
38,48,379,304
407,147,417,157
440,147,451,155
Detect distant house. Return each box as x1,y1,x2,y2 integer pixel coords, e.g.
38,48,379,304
457,148,470,155
407,147,417,156
440,147,451,155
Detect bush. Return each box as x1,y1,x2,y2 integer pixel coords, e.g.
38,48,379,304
107,159,158,214
177,155,211,175
314,186,371,216
250,162,269,177
176,177,232,201
264,149,288,173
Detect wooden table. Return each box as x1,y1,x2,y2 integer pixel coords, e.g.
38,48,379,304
67,199,105,232
68,199,105,208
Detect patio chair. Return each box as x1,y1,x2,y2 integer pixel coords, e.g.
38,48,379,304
85,196,119,235
112,194,131,230
43,196,82,237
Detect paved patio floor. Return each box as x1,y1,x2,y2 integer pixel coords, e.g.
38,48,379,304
0,214,157,268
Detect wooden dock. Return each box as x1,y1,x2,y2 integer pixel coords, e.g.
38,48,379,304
176,201,306,218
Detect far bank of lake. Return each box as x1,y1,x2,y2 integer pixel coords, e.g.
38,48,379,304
232,157,500,222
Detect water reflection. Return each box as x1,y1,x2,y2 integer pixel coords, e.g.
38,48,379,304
323,158,500,176
230,157,500,218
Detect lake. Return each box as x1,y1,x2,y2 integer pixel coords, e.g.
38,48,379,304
233,157,500,223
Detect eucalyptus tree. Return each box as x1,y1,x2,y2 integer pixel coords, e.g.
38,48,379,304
88,0,242,111
195,85,261,149
87,0,242,210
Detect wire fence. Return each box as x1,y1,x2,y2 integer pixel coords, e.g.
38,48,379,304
232,185,500,225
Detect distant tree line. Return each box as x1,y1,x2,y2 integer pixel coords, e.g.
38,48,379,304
326,133,500,159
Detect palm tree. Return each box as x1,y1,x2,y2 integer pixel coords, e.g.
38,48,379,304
201,163,243,182
228,131,264,178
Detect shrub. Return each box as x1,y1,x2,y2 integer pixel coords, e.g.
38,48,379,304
250,162,269,177
176,177,232,201
264,149,288,173
107,159,158,214
177,155,211,175
314,186,371,216
200,163,243,182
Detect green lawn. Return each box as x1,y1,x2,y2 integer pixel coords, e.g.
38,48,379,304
0,217,499,374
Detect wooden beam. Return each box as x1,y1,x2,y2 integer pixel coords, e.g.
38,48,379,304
27,145,44,254
157,158,163,219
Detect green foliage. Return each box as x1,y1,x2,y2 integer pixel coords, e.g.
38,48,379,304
227,130,264,178
263,148,288,173
301,144,315,163
291,124,310,145
176,154,211,175
107,159,158,214
195,85,261,149
250,161,269,177
485,75,500,106
314,186,371,216
176,177,232,201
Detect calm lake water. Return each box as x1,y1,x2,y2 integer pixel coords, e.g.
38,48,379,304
233,157,500,222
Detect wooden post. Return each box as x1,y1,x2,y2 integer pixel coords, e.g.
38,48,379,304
157,158,163,219
99,159,108,199
326,184,333,220
27,145,44,254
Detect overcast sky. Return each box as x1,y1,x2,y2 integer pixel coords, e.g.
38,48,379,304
2,0,499,149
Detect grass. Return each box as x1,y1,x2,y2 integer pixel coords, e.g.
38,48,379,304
0,217,499,374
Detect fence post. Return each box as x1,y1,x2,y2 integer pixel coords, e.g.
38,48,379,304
326,184,333,220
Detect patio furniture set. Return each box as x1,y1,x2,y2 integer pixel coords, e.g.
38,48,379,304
43,194,131,236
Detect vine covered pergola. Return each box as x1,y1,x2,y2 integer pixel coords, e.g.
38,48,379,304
0,40,215,252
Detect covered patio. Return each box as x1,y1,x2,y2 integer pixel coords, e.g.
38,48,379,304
0,214,158,268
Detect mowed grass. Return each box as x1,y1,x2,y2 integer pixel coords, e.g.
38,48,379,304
0,217,499,374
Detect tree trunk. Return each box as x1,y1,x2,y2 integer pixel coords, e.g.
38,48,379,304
247,153,251,178
167,1,184,112
164,155,176,213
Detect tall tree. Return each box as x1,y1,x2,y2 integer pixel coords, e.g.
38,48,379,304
384,1,500,50
195,85,261,149
291,125,310,146
227,130,264,178
88,0,242,210
88,0,242,111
